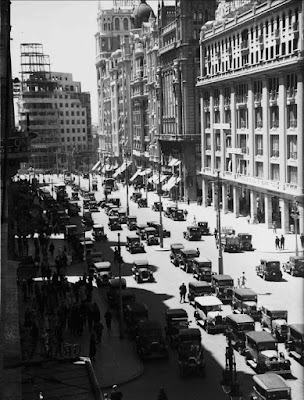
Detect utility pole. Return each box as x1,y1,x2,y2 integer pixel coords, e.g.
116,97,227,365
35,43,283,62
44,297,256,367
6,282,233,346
158,161,164,248
211,171,223,274
117,233,124,339
125,154,130,216
291,197,299,256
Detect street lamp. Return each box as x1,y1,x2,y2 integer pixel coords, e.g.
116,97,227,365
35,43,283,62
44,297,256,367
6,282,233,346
125,151,130,216
291,197,299,256
117,233,124,339
158,161,164,248
82,206,86,264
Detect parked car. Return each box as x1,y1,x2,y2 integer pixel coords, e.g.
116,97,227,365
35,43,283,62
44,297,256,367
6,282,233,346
256,259,282,281
64,224,77,241
137,198,148,208
232,288,261,321
164,206,178,218
146,221,171,238
108,216,122,231
191,257,212,282
108,198,120,207
117,208,127,224
179,249,200,272
251,373,291,400
89,200,99,212
136,223,148,239
125,302,149,339
221,235,241,252
225,314,255,354
107,277,127,307
282,255,304,277
183,226,202,241
171,209,186,221
165,308,189,347
67,200,80,217
127,215,137,231
260,305,288,342
152,201,163,212
211,274,234,304
94,261,112,288
170,243,185,266
92,224,107,241
194,296,226,334
82,210,93,228
135,321,168,359
188,281,212,304
285,323,304,364
71,191,79,201
177,328,206,377
126,234,145,254
197,221,210,236
238,233,253,251
132,259,154,283
244,331,291,375
130,192,142,202
143,227,159,246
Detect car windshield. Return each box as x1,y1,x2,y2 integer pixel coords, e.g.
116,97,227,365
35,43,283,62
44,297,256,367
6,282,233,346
266,390,291,399
217,280,233,286
258,342,277,351
205,305,221,312
270,311,287,320
265,262,280,269
237,323,255,332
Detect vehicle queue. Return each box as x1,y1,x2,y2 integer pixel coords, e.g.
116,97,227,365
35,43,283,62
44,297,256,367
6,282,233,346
46,174,303,399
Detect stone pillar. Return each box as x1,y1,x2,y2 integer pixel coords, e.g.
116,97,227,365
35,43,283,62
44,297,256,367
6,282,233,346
264,194,273,229
210,89,215,170
233,186,240,217
247,80,254,176
202,179,207,207
297,69,303,192
250,190,257,221
280,198,289,234
261,76,269,179
230,85,237,174
298,203,304,235
279,75,286,183
222,183,228,214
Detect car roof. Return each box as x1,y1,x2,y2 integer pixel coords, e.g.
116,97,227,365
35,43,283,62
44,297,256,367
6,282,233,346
193,257,211,263
66,224,77,229
137,223,148,228
181,249,198,255
187,225,200,229
246,331,277,343
189,281,211,288
170,243,184,250
133,259,149,266
261,304,288,312
93,224,104,229
94,261,111,270
198,221,208,224
166,308,188,318
194,296,223,306
238,233,252,236
260,259,280,263
128,215,137,219
288,323,304,334
226,314,255,324
118,208,126,213
232,288,257,297
178,328,201,339
212,274,233,281
145,227,156,231
127,234,139,239
253,373,290,391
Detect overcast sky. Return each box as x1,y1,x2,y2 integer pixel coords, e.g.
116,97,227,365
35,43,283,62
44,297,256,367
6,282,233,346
11,0,162,124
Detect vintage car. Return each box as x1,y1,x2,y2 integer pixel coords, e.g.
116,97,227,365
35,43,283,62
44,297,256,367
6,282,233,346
256,259,282,281
146,221,171,238
260,305,288,342
170,243,185,266
171,209,186,221
282,255,304,277
152,201,163,212
57,211,70,231
108,207,120,217
221,235,241,252
104,203,114,214
86,251,104,269
177,328,206,377
165,308,189,347
285,323,304,363
188,281,212,304
251,373,292,400
107,278,127,307
183,226,202,241
117,208,127,224
179,249,200,272
125,302,149,338
130,192,142,202
211,274,234,304
197,221,210,236
194,296,226,334
92,179,98,191
127,215,137,231
143,227,159,246
138,198,148,208
238,233,254,251
64,224,77,241
89,200,99,212
67,200,80,217
225,314,255,354
83,198,90,209
108,216,122,231
92,224,107,241
232,288,261,321
191,257,212,282
126,234,145,254
164,206,178,218
135,320,168,359
136,223,148,239
79,237,94,253
108,198,121,207
132,259,154,283
94,261,112,288
82,210,93,228
71,191,79,201
244,331,291,375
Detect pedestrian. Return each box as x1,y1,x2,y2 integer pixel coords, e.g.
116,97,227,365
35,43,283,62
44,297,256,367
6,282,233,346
110,385,123,400
184,209,188,219
240,272,247,288
179,283,187,303
300,234,304,249
275,236,280,250
157,388,168,400
196,248,200,257
114,248,119,263
272,221,277,233
187,197,190,205
246,214,250,224
280,234,285,250
104,310,113,330
49,242,55,257
237,277,241,288
89,333,97,362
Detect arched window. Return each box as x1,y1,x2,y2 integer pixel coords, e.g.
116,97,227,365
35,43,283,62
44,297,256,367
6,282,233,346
115,18,120,30
123,18,129,30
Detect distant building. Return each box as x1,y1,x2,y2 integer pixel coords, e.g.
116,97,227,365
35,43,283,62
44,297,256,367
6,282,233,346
197,0,303,232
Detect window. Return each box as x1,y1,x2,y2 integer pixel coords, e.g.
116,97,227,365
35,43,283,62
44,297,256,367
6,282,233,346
78,137,81,141
215,134,221,151
224,110,231,124
255,135,263,155
271,135,279,157
71,111,74,116
115,18,120,30
61,137,64,142
61,129,64,133
205,112,210,129
66,128,70,133
214,111,220,123
72,137,75,141
66,120,69,124
287,104,297,128
82,120,85,124
77,111,80,116
287,166,297,184
66,111,69,116
288,136,297,159
78,145,82,151
67,137,70,142
255,107,263,128
72,120,75,125
270,106,279,128
60,103,63,107
65,103,68,107
83,128,86,132
256,162,263,177
206,156,211,168
271,164,280,181
72,128,75,133
82,111,85,116
237,109,248,129
206,135,211,150
123,18,128,30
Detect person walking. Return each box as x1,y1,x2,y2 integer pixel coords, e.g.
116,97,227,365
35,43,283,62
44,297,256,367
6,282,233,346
272,221,277,233
275,236,280,250
89,333,97,362
240,272,247,288
280,235,285,250
300,234,304,249
110,385,123,400
183,209,188,219
179,283,187,303
104,310,113,330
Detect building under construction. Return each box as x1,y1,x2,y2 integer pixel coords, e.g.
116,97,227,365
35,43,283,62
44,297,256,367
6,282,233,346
18,43,60,170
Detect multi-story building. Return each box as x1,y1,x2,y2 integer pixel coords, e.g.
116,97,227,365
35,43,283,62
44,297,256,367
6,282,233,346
156,0,216,201
197,0,303,233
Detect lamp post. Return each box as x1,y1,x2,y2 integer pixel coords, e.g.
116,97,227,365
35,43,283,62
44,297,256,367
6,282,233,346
82,206,86,264
175,175,179,209
117,233,124,339
158,161,164,248
145,173,148,206
211,171,223,274
125,152,130,216
291,197,299,256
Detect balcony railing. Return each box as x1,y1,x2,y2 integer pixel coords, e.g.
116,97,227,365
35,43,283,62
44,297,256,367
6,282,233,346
271,149,280,157
256,149,263,156
289,119,297,128
289,151,297,160
236,95,248,104
256,120,263,128
271,120,279,129
216,145,221,151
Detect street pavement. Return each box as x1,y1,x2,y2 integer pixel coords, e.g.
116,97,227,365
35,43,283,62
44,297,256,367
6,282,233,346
32,174,303,400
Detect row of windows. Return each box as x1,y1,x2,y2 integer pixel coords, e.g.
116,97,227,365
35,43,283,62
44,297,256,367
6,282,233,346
61,136,86,142
58,103,82,108
60,120,86,125
61,128,86,133
59,111,85,116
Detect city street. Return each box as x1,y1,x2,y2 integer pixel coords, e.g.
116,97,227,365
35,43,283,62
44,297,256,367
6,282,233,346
43,173,303,400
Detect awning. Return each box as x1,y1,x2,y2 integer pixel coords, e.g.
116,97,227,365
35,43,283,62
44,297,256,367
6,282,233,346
163,176,181,191
139,168,152,176
101,164,114,173
148,173,158,183
129,168,142,182
112,161,132,178
91,160,101,171
154,174,167,184
168,158,181,167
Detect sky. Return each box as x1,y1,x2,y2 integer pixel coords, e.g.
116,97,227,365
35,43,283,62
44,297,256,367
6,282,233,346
11,0,162,124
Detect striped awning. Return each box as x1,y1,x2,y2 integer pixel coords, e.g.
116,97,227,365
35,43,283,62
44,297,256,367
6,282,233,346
168,158,181,167
148,173,158,183
129,168,142,182
112,161,132,178
91,160,101,171
139,168,152,176
163,176,181,191
154,174,167,184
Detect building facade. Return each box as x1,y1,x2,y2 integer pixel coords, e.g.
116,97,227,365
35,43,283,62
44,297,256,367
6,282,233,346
197,0,303,233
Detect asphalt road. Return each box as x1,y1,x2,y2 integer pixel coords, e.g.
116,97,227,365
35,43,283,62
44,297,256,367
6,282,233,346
43,174,303,400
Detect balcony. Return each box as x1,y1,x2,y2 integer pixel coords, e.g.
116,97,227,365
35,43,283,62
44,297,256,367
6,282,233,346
155,133,201,142
269,90,278,106
286,88,296,104
256,149,263,156
289,119,297,128
241,40,249,54
270,120,279,129
271,149,280,157
254,93,262,107
289,151,297,160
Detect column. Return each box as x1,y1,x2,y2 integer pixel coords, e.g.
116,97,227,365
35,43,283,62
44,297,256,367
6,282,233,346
296,69,303,192
201,91,206,160
233,185,240,217
202,179,207,207
264,194,273,229
279,198,289,234
210,89,215,170
250,190,257,221
222,183,228,214
247,80,254,177
298,203,304,235
230,85,237,174
219,86,225,163
278,75,286,183
261,77,269,180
